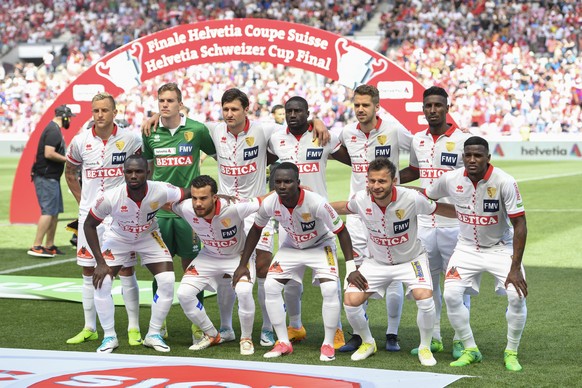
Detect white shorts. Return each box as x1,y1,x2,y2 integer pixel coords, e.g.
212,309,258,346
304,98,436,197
418,226,459,277
445,241,526,296
346,214,370,266
244,215,275,252
345,253,433,299
100,229,170,268
76,216,113,267
267,244,339,286
180,251,244,292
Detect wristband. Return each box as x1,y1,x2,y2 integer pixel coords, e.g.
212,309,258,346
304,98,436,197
345,260,357,275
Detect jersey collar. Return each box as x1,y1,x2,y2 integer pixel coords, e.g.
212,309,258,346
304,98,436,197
286,124,312,135
425,122,457,137
357,116,382,132
158,113,187,130
92,123,118,139
278,188,305,207
463,164,494,181
371,186,397,207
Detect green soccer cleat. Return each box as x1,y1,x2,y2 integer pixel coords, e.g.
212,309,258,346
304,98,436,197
504,350,523,372
128,328,142,346
411,338,444,355
450,347,482,367
66,328,98,344
452,340,464,360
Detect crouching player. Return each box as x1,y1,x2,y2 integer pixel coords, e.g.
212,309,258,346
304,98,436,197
85,155,187,353
172,175,268,355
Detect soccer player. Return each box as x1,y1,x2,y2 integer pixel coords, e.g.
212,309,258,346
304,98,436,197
65,92,142,346
399,86,472,359
331,158,455,365
271,104,285,125
233,162,354,362
338,84,413,353
424,136,528,371
172,175,269,355
84,155,186,353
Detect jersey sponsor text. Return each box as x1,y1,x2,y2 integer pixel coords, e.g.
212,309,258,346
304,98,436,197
370,233,409,246
155,155,193,166
457,212,499,225
297,162,320,173
85,167,123,179
220,162,257,176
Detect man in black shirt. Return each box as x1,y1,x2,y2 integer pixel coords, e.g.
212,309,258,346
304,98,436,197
28,105,74,257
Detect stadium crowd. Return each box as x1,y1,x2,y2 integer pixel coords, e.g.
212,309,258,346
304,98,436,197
0,0,580,137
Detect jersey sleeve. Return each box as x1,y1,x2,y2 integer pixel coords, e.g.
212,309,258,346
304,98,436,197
235,197,261,219
130,132,142,155
425,172,450,200
346,192,361,215
262,123,285,141
66,135,82,165
164,182,184,204
142,134,153,160
329,132,342,154
318,202,344,234
171,200,186,219
397,126,413,151
409,137,419,168
413,189,437,215
502,177,526,217
198,124,216,155
90,194,112,221
253,196,273,228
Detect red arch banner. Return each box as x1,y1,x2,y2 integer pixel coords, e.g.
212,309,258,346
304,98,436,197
11,19,454,223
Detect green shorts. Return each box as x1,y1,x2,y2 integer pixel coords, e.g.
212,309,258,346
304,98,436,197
157,217,201,260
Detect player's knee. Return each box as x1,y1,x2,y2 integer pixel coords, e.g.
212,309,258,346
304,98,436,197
95,276,113,297
119,266,134,276
155,271,175,295
507,289,526,310
264,278,285,299
320,279,338,300
176,284,199,306
235,279,253,297
255,253,271,278
443,285,465,308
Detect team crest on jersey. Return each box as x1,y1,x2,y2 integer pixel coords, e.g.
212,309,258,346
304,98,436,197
395,209,405,220
115,140,125,151
150,201,159,210
446,142,456,152
221,218,231,227
312,137,320,146
487,187,497,198
301,213,312,221
184,132,194,141
377,135,387,145
245,137,255,146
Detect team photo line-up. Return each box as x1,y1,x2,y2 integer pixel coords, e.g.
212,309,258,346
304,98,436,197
35,82,526,370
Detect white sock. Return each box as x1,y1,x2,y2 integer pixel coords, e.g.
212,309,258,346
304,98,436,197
257,277,272,331
176,283,217,337
320,281,340,346
217,276,235,331
265,278,289,343
235,280,255,339
82,275,96,331
416,297,436,349
386,281,404,335
284,281,303,328
336,278,343,330
120,273,140,331
344,304,373,343
94,275,116,338
147,271,174,336
444,285,476,348
506,290,527,352
431,271,443,341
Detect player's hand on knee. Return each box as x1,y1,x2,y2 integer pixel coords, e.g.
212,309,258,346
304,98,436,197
93,264,111,289
347,271,368,292
505,269,528,298
232,265,250,288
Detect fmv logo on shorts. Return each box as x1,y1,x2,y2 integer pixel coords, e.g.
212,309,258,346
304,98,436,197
243,146,259,160
375,146,391,157
112,152,127,164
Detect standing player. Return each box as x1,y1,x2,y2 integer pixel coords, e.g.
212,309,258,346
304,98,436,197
142,82,216,340
399,86,472,358
85,155,186,353
65,92,142,346
267,96,351,348
173,175,268,355
425,136,528,371
338,84,413,352
331,158,454,365
233,162,354,362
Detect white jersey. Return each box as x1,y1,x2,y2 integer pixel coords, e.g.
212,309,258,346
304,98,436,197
268,127,341,199
346,187,437,265
409,125,470,228
207,119,282,197
67,125,142,218
340,116,412,196
172,197,261,258
425,165,525,248
90,181,183,241
254,189,344,249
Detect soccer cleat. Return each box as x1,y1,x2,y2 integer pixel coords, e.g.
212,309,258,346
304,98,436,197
333,328,345,350
96,336,119,353
411,339,444,355
418,347,437,366
128,328,142,346
339,333,362,352
260,329,275,347
287,325,307,343
143,334,170,352
351,340,377,361
66,328,98,344
504,350,523,372
385,334,400,352
189,333,222,351
320,344,335,362
217,328,236,344
45,245,65,255
264,341,293,358
191,324,204,342
240,338,255,355
27,246,55,258
452,340,464,360
450,347,483,367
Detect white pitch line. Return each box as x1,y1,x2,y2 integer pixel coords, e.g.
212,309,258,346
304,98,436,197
0,257,76,275
517,172,582,183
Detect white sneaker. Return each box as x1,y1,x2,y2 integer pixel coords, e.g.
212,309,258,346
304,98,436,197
418,347,437,366
260,329,275,347
143,334,170,353
96,336,119,354
189,333,221,351
351,340,377,361
217,328,236,344
240,338,255,355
